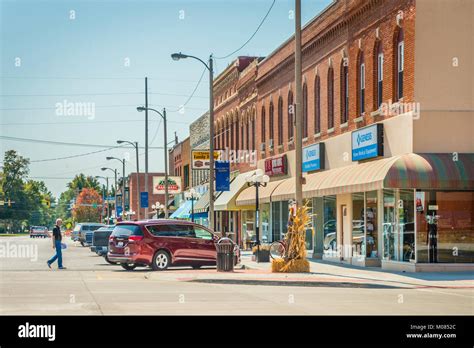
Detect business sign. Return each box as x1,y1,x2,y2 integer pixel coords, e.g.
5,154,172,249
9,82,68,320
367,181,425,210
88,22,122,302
302,143,325,172
191,150,221,170
265,154,287,176
140,192,149,208
215,161,230,191
124,187,130,211
153,176,182,194
351,124,383,161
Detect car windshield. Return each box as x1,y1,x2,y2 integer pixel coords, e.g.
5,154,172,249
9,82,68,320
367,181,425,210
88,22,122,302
112,224,143,237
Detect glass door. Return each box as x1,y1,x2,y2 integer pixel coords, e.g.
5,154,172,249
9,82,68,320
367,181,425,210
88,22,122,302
383,189,396,260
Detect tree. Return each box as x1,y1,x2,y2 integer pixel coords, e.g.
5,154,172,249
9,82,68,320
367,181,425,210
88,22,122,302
0,150,30,232
73,187,103,223
24,179,55,227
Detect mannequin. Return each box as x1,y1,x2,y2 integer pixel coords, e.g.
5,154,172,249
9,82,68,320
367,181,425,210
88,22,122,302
426,212,439,263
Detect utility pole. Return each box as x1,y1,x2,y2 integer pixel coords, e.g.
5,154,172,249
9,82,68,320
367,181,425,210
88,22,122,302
294,0,303,207
144,77,149,218
163,109,169,218
208,56,215,232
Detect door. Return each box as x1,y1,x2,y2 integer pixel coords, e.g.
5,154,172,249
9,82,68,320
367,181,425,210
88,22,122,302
191,227,217,260
341,205,349,260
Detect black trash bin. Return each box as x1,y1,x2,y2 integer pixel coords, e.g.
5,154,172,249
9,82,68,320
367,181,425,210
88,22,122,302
216,238,234,272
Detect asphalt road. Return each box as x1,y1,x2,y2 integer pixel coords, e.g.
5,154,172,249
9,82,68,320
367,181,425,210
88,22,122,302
0,236,473,315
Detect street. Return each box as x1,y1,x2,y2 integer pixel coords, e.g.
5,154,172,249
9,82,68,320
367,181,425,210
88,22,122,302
1,236,472,315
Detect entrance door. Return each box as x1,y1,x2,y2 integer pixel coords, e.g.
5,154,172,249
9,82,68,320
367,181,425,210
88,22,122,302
341,205,349,260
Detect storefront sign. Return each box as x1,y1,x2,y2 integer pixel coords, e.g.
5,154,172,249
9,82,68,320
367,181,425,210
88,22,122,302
140,192,149,208
191,150,221,170
428,205,439,211
416,192,425,212
351,124,384,161
153,176,182,194
265,154,287,176
302,143,325,172
215,161,230,191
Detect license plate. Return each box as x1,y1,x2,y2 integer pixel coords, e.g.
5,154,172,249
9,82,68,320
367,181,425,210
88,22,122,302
117,242,123,247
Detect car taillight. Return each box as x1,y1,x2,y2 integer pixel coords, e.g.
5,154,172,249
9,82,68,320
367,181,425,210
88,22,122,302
109,236,114,241
128,235,143,242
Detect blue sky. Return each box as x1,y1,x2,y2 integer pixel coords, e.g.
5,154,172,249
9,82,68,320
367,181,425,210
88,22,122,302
0,0,331,197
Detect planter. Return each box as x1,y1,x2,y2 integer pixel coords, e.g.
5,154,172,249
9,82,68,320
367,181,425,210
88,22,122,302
255,249,270,263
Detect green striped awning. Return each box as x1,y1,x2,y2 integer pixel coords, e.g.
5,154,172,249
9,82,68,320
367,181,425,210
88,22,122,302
270,153,473,201
384,153,473,190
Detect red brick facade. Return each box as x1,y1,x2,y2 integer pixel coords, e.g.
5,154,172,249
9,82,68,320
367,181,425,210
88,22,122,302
213,0,415,165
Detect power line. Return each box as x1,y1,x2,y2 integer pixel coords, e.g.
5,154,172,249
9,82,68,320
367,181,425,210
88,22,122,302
0,104,206,111
0,135,163,149
30,146,121,163
168,67,207,112
214,0,276,60
0,91,207,99
0,119,189,127
0,76,207,84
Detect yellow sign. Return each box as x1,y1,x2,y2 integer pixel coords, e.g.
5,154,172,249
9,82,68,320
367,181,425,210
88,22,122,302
192,150,221,170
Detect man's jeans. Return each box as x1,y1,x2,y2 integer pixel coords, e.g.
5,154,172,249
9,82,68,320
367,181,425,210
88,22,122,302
48,240,63,268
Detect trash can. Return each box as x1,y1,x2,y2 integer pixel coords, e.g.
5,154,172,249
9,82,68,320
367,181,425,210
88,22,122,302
216,237,234,272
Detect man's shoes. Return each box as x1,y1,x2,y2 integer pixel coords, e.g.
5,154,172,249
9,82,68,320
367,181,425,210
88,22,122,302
58,266,67,270
46,261,51,269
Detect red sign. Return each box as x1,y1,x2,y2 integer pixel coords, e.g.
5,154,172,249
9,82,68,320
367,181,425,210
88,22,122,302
265,154,287,176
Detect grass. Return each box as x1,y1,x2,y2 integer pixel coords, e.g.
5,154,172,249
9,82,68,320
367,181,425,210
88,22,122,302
0,233,28,237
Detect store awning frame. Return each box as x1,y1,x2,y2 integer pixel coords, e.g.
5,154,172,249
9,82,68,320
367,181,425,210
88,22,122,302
214,170,256,211
236,178,287,206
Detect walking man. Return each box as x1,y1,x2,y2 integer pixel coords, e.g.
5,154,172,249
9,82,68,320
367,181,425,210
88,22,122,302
47,218,66,269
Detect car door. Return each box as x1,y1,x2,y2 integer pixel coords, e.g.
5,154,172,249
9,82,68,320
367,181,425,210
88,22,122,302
191,227,217,260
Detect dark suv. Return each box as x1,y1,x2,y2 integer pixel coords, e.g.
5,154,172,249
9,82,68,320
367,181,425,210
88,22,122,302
107,220,240,271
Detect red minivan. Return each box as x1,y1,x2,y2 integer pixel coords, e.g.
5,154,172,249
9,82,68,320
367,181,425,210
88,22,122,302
107,219,240,271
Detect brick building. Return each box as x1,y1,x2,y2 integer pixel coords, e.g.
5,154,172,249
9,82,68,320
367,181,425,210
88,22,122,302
128,172,167,220
212,0,473,271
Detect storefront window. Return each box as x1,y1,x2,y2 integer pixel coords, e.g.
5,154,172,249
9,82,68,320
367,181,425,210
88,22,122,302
271,201,281,242
304,198,313,250
323,195,337,255
383,189,415,262
260,203,270,244
352,193,365,257
416,191,473,263
365,191,378,258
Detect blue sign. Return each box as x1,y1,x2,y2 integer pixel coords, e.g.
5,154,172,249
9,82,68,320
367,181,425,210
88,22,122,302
302,143,325,172
215,161,230,191
140,192,149,208
116,206,123,217
352,124,383,161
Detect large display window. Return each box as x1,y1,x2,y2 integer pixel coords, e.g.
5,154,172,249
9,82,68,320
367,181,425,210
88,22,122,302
416,191,473,263
323,195,337,256
351,191,378,259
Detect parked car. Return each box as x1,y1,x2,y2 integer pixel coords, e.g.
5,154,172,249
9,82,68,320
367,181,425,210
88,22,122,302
107,220,240,271
90,226,116,264
72,223,105,246
29,226,49,238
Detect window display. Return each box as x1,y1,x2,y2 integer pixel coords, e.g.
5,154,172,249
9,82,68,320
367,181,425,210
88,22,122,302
352,193,365,257
323,195,337,256
365,191,378,258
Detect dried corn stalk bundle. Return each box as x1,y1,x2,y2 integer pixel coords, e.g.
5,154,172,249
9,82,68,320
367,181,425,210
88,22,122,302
272,204,310,273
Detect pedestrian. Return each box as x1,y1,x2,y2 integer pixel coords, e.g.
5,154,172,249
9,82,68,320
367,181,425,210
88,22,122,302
47,218,67,270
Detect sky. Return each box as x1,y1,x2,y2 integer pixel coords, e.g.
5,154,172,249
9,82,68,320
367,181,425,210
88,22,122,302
0,0,332,198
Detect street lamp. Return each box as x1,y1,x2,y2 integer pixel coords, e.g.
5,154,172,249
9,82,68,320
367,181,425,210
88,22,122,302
106,157,126,219
136,106,169,218
246,169,270,262
117,140,140,220
95,175,110,224
101,167,119,220
151,201,165,218
171,51,215,232
184,188,201,223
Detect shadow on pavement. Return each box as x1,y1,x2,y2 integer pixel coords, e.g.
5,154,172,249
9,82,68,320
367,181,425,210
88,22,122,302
188,278,408,289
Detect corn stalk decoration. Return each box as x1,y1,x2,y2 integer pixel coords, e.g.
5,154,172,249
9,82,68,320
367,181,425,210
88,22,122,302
272,202,311,273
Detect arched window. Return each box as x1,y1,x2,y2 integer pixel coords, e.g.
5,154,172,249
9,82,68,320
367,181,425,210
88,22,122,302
314,75,321,134
303,83,308,138
241,121,244,150
225,121,229,148
251,116,255,150
327,67,334,129
260,106,266,146
358,51,365,115
269,102,274,145
287,90,294,141
246,119,249,151
340,59,349,123
394,29,404,101
235,117,239,150
374,41,384,109
277,97,283,145
230,118,234,150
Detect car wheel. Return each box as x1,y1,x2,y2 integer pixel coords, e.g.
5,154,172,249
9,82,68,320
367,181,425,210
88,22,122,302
192,265,202,269
152,250,170,271
104,255,118,265
120,263,136,271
